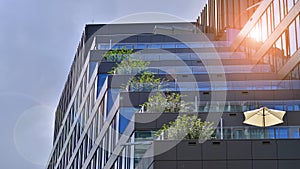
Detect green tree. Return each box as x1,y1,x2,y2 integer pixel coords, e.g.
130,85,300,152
142,92,193,113
155,114,214,140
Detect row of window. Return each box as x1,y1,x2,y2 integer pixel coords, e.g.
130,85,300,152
67,101,121,169
125,80,300,92
66,86,142,169
48,69,99,169
102,52,247,62
98,41,228,50
48,94,105,169
214,126,300,140
84,139,134,169
50,78,128,169
107,64,272,76
197,100,300,112
54,36,87,139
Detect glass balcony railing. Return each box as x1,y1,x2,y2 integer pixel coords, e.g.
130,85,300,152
108,64,272,75
98,41,229,50
125,80,300,92
134,126,300,142
147,65,271,74
101,52,247,61
198,100,300,112
214,126,300,140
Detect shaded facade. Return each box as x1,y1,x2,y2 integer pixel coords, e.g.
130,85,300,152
46,0,300,169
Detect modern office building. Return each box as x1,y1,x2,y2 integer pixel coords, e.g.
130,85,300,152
46,0,300,169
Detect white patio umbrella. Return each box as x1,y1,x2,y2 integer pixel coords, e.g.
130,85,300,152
243,107,286,127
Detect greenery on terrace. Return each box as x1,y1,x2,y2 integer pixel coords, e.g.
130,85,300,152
126,71,164,92
104,48,214,140
155,114,214,140
141,92,193,113
103,47,133,62
141,92,214,139
105,47,165,91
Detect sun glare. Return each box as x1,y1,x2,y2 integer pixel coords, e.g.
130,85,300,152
249,26,261,42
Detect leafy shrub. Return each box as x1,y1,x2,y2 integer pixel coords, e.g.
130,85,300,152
142,92,193,113
109,57,150,75
155,114,214,140
103,47,133,62
127,72,164,92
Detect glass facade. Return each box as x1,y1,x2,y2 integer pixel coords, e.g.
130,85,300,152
46,1,300,168
238,0,300,75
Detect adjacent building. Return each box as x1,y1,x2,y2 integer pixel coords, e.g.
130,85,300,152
46,0,300,169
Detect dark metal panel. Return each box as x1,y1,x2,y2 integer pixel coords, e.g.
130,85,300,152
277,139,300,159
134,113,158,130
227,160,252,169
156,113,179,128
278,160,300,169
252,140,277,159
286,111,300,126
177,161,203,169
203,161,227,169
153,161,177,169
227,140,252,160
177,140,202,160
153,141,177,161
222,112,244,126
252,160,278,169
202,140,227,160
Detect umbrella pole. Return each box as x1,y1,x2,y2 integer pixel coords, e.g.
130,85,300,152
263,107,266,139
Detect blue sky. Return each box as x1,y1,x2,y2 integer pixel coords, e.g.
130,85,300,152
0,0,207,168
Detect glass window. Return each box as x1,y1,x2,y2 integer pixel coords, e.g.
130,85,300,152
274,105,284,110
98,44,110,50
106,89,120,116
89,62,97,79
97,74,107,96
119,108,137,134
175,43,187,48
147,44,161,49
135,44,146,49
162,43,176,48
289,21,297,55
287,0,294,12
276,128,288,138
296,16,300,49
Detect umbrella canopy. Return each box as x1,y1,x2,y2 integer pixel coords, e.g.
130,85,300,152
243,107,286,127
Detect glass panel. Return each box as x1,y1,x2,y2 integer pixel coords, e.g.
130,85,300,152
147,44,161,49
106,89,120,116
296,16,300,49
97,74,107,96
175,43,188,48
289,21,297,55
287,0,294,12
135,44,146,49
119,108,137,134
162,43,176,48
